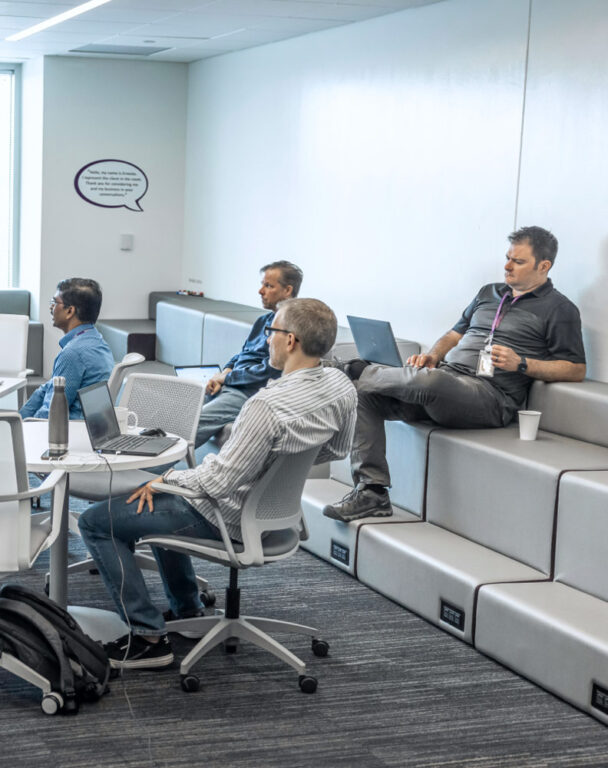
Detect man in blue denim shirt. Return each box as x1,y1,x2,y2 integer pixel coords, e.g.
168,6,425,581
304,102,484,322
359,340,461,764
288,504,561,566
195,261,303,448
20,278,114,420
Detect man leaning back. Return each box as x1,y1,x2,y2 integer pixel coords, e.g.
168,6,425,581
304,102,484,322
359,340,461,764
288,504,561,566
323,225,586,523
195,260,303,449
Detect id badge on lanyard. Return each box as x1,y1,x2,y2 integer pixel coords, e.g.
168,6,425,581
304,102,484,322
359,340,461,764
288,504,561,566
476,293,520,378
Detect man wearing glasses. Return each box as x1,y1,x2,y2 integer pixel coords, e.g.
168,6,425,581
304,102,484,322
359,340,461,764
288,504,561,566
20,277,113,420
79,297,357,669
195,260,303,449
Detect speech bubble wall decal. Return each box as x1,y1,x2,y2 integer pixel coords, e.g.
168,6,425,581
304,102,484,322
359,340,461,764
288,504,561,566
74,159,148,212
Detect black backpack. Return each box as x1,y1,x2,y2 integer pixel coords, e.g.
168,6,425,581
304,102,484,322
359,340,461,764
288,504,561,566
0,583,111,715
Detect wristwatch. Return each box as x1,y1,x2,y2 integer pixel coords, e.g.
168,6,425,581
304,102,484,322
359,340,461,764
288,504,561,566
517,356,528,373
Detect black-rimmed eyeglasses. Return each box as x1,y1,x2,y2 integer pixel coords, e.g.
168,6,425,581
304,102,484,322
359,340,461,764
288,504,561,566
264,325,299,341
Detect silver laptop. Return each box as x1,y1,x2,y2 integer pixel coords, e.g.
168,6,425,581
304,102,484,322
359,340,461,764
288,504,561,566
174,364,221,386
78,381,178,456
347,315,404,367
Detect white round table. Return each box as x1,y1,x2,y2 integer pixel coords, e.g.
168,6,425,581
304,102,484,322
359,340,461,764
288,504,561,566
23,420,187,641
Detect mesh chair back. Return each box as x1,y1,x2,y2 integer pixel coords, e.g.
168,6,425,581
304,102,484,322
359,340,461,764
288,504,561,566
120,373,205,443
0,314,28,375
239,447,320,561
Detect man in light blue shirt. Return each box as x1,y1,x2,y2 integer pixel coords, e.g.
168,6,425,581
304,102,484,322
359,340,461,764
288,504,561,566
20,278,114,420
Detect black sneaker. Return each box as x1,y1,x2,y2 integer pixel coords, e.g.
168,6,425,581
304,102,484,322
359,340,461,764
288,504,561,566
104,633,174,670
163,608,206,639
323,483,392,522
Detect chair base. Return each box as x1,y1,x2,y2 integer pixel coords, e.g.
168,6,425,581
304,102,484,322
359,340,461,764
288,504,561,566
167,613,320,676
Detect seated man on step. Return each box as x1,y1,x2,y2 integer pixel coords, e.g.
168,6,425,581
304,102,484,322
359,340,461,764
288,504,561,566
195,260,303,449
79,297,357,670
323,225,586,523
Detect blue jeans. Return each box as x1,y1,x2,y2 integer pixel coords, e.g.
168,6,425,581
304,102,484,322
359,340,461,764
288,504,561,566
78,493,222,636
195,386,249,449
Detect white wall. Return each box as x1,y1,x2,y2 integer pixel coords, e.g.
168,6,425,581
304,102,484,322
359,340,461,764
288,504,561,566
182,0,608,382
37,57,187,374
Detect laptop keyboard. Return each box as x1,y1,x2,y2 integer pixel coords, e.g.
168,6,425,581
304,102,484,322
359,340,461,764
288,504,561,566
103,435,157,451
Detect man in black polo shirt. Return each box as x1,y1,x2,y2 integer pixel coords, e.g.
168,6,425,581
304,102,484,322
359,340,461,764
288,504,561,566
324,225,586,523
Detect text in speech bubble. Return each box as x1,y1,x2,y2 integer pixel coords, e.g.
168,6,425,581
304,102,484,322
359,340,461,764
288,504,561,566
74,159,148,212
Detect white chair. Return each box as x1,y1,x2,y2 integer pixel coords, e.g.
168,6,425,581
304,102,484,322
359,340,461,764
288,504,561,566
0,314,30,378
0,412,66,574
107,352,145,403
66,374,213,601
142,446,328,694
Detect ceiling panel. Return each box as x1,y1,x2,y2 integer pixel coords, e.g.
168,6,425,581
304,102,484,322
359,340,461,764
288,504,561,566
0,0,446,63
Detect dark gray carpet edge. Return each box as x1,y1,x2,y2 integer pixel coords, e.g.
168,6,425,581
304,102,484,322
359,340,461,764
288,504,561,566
1,494,608,768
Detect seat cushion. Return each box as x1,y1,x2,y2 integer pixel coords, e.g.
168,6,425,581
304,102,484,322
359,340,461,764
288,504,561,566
426,426,608,574
357,521,546,643
476,580,608,725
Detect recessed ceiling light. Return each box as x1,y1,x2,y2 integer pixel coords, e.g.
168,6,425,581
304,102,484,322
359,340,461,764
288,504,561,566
6,0,112,42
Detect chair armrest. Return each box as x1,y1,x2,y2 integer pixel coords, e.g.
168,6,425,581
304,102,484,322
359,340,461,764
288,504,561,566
0,469,66,501
150,482,198,498
150,481,241,567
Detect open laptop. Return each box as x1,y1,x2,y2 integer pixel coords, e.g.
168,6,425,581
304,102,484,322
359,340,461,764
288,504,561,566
347,315,404,367
174,364,221,386
78,381,179,456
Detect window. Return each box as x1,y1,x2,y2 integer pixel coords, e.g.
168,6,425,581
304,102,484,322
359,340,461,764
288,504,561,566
0,67,19,288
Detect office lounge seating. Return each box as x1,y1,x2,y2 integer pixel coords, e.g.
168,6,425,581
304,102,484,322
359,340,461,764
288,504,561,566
475,470,608,725
356,380,608,644
143,447,327,693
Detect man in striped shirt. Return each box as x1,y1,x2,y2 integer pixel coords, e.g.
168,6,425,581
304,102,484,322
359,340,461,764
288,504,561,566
79,298,357,669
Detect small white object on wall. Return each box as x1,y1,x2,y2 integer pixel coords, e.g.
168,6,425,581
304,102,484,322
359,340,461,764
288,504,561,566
120,233,134,251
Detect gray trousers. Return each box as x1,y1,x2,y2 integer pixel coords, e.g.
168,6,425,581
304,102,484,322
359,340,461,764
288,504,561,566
195,385,250,449
351,364,506,488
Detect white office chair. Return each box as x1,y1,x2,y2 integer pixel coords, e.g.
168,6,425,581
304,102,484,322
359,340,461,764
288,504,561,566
65,374,213,601
0,412,66,573
142,446,328,694
107,352,145,403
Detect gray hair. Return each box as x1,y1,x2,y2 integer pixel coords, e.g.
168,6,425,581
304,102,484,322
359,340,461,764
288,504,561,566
276,298,337,358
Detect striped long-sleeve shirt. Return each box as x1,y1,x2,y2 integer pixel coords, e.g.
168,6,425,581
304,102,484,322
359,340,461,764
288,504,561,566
164,365,357,541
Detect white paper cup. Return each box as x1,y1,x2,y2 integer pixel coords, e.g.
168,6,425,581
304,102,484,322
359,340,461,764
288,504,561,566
518,410,541,441
115,406,138,433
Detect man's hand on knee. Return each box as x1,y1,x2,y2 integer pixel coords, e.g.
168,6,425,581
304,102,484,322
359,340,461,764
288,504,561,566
407,353,439,369
126,476,163,514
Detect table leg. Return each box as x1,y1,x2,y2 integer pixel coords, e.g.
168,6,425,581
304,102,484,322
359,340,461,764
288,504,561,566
49,475,69,608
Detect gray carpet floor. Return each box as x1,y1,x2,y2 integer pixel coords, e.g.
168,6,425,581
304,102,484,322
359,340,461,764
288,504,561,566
2,496,608,767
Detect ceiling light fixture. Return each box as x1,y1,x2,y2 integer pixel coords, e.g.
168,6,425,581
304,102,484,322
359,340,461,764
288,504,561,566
6,0,112,42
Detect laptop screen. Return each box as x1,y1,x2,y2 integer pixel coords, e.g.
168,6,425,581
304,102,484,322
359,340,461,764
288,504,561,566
174,365,221,386
78,381,121,448
347,315,403,367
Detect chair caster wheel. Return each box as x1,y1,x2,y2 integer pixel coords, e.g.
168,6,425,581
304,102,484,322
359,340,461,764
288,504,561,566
181,674,200,692
223,637,238,654
311,638,329,657
298,675,317,694
200,589,216,607
41,691,63,715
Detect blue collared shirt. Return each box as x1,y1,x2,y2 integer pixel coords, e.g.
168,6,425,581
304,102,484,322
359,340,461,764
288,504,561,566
20,324,114,420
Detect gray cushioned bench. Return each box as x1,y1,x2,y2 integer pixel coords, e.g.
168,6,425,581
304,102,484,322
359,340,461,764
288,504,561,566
476,470,608,725
356,380,608,645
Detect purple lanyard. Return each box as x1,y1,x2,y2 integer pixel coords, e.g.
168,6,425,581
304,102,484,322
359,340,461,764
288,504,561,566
487,293,520,344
